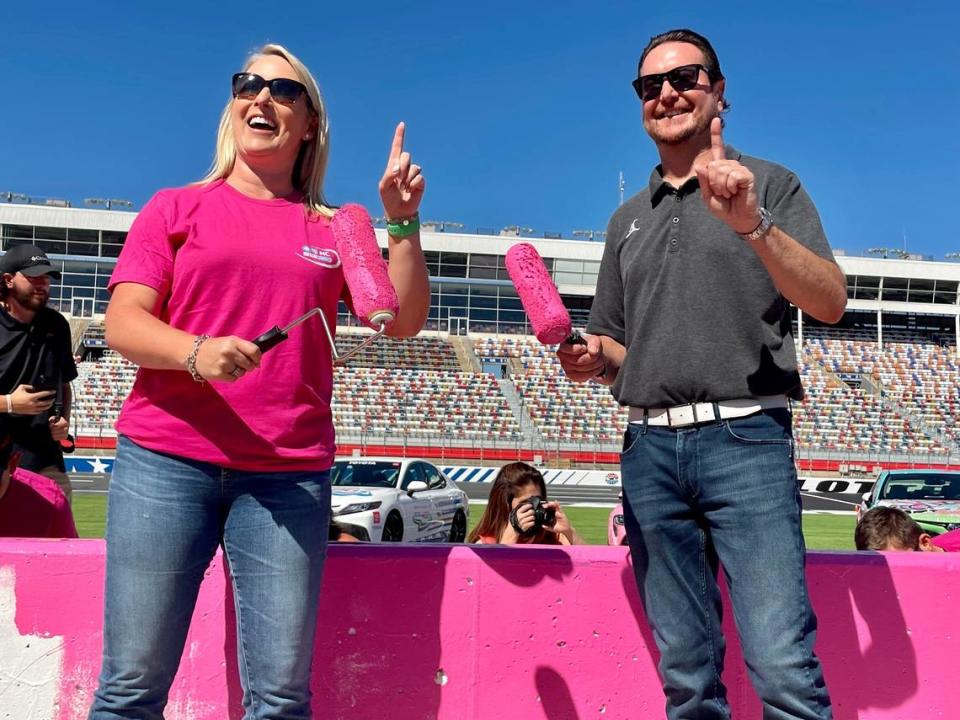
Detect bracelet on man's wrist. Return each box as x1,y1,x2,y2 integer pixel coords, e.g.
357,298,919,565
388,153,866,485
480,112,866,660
386,213,420,238
737,207,773,242
5,394,12,414
185,334,211,383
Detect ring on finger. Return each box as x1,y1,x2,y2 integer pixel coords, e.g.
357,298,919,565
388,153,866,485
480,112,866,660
230,366,243,378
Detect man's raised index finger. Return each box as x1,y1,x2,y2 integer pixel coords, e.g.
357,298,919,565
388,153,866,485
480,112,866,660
710,117,725,161
388,121,405,165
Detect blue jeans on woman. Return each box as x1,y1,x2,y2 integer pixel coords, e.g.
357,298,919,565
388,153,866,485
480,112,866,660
89,436,331,720
620,408,832,720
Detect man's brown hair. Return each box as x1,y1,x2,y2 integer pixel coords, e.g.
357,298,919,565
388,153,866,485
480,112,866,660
638,28,730,113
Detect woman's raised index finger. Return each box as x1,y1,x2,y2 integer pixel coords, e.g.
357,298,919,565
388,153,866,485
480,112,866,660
388,121,405,166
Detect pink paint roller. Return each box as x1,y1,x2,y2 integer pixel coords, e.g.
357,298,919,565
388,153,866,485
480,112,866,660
252,204,399,364
333,203,400,329
505,242,584,346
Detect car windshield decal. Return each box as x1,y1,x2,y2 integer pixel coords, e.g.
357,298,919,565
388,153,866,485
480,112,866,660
882,500,960,514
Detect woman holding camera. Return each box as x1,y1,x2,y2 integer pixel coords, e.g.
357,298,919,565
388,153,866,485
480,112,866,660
468,461,584,545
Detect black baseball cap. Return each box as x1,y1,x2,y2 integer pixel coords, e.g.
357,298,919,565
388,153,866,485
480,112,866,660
0,245,61,278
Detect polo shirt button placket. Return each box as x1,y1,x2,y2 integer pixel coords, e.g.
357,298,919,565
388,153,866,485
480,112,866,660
667,191,681,252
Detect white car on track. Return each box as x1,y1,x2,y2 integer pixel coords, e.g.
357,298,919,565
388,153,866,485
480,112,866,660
330,457,469,543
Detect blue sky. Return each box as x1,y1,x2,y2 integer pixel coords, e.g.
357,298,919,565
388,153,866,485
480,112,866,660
2,1,959,259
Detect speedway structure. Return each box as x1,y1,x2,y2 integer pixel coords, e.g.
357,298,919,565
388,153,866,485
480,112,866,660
1,200,958,469
3,201,960,719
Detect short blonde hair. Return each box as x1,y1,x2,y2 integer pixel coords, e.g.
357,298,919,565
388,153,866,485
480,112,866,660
199,43,334,217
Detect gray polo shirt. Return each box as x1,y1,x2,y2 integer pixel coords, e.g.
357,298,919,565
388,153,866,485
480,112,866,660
586,146,836,409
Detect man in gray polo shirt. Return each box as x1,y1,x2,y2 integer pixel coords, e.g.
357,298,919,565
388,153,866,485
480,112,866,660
558,29,846,720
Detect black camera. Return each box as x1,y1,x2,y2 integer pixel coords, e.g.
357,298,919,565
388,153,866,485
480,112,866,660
509,495,556,535
31,374,58,393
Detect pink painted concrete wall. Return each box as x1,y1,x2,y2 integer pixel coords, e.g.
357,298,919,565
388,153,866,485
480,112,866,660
1,541,958,719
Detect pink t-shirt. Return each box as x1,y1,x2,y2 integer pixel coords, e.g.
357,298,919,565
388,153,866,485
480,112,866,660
932,529,960,552
0,468,78,538
109,180,344,471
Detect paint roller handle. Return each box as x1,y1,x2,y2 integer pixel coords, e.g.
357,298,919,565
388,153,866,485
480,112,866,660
252,326,288,353
565,330,586,346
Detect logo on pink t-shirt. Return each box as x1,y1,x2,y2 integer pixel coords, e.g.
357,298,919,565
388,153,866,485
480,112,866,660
298,246,341,268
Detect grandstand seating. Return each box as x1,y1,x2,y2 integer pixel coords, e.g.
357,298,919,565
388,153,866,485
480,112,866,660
71,335,520,442
70,325,959,457
474,337,628,443
334,367,520,440
796,329,959,454
335,334,461,371
72,351,135,436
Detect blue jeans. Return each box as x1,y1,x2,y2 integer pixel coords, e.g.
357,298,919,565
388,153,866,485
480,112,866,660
620,408,831,720
89,436,331,720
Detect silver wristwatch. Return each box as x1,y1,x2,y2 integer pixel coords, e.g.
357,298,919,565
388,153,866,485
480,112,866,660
738,207,773,242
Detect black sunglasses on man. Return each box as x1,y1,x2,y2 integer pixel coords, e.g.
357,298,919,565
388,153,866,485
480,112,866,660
632,63,716,102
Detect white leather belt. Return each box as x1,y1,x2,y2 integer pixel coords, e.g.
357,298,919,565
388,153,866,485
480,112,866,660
628,395,788,428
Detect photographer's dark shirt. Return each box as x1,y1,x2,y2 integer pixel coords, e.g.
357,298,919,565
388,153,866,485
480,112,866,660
0,305,78,470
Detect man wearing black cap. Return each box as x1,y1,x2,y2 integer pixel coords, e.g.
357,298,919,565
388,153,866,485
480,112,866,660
0,244,78,501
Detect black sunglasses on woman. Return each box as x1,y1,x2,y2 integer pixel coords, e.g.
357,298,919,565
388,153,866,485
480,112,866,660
232,72,313,109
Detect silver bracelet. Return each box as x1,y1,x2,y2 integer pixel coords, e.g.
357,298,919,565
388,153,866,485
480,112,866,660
185,334,210,383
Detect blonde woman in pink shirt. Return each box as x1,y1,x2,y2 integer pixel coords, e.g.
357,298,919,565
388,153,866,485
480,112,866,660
88,44,428,720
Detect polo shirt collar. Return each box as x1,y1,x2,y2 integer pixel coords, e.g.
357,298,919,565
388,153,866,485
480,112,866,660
648,145,742,206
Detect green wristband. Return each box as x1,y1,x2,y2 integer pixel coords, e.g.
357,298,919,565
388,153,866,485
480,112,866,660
386,213,420,237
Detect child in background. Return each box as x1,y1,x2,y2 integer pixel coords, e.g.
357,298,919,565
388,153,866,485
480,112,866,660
855,505,960,552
